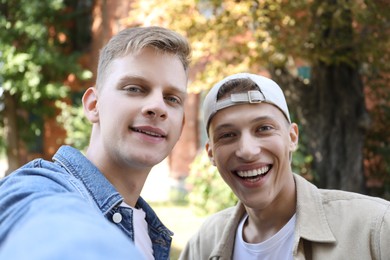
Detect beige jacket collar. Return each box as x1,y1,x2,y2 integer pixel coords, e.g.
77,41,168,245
294,173,336,242
210,173,336,259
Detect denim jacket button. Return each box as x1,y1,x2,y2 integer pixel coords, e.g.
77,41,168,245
112,212,122,223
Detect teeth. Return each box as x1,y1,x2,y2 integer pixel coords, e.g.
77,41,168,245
237,166,269,178
142,130,161,137
134,128,163,137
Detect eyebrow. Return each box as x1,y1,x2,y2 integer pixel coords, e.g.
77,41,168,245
117,75,146,88
117,75,187,96
250,115,277,124
212,115,277,132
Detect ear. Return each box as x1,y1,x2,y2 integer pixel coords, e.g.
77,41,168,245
82,87,99,123
289,123,299,152
205,140,216,166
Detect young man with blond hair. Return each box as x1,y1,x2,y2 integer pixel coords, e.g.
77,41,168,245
0,26,191,259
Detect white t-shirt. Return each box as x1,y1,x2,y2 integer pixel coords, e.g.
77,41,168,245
233,213,296,260
121,202,154,260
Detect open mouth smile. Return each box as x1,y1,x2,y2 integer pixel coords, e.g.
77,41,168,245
234,165,271,182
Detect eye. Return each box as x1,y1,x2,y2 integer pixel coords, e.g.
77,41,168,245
124,85,143,93
216,132,236,141
164,95,181,104
257,125,274,132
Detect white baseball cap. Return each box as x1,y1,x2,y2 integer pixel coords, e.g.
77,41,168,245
203,73,291,133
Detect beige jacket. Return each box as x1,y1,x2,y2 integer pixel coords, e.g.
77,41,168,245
179,174,390,260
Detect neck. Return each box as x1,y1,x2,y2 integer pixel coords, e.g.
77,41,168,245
107,172,148,207
85,142,151,207
243,174,296,243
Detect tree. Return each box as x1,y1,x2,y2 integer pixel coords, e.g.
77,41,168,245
125,0,390,195
0,0,92,174
266,0,390,193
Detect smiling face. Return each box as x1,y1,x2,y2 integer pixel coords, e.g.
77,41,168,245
84,47,187,172
206,102,298,211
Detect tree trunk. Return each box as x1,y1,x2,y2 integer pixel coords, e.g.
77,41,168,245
271,0,369,193
302,0,369,192
306,64,368,192
3,92,21,175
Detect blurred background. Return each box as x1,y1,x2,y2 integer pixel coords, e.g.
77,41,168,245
1,0,389,258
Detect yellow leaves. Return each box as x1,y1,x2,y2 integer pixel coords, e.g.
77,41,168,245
223,0,248,11
124,0,285,93
247,40,258,50
282,15,295,26
124,0,202,35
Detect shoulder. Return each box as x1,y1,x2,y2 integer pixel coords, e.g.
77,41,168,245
320,188,389,204
1,158,78,192
319,189,390,258
294,173,390,255
299,175,390,225
0,159,84,228
319,188,390,218
0,193,141,260
0,160,89,243
294,173,390,215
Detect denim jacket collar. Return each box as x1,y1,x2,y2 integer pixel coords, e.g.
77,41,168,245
52,145,173,236
53,145,123,215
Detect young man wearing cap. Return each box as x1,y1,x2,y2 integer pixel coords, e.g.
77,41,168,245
0,26,190,259
180,73,390,259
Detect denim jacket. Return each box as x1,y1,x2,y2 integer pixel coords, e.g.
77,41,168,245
0,145,172,259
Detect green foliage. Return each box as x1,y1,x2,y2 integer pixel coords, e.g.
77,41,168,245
292,145,316,184
186,150,237,216
0,0,91,153
56,100,91,151
128,0,390,196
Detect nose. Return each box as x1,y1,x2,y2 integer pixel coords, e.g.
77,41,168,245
142,93,167,120
235,132,261,161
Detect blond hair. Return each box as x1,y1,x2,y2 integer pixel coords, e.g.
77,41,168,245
96,26,191,89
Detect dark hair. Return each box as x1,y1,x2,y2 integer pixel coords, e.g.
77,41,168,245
215,77,290,127
216,78,258,100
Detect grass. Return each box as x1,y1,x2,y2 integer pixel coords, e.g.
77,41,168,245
150,202,208,260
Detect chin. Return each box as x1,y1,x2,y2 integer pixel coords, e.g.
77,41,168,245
141,157,165,167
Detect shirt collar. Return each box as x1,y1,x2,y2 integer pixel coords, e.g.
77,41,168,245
294,174,336,243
